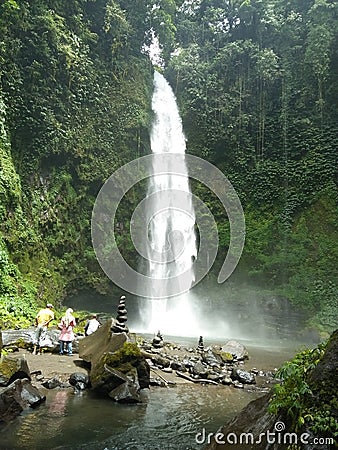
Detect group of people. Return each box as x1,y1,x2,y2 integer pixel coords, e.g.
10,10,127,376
33,303,101,355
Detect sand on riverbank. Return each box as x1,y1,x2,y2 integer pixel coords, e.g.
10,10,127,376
14,348,190,386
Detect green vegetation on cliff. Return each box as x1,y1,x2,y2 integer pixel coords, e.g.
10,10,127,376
0,0,337,332
0,0,156,323
166,0,338,332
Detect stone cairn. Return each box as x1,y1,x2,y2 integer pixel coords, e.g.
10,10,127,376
152,331,164,348
112,295,129,333
197,336,204,352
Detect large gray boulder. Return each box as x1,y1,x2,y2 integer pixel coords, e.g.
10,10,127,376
1,328,37,348
2,328,60,351
220,340,249,361
1,328,80,353
231,368,256,385
79,319,150,403
91,364,141,403
0,378,46,423
79,319,127,364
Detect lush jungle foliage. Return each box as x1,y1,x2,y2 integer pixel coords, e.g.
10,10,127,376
0,0,337,332
269,330,338,444
165,0,338,333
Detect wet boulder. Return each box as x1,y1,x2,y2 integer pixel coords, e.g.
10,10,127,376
202,349,223,368
231,368,256,385
69,372,90,391
108,368,141,403
220,340,249,361
109,380,140,403
91,364,129,394
192,362,209,378
89,341,150,401
0,378,46,423
150,353,171,368
79,321,149,401
78,319,128,365
170,360,185,371
92,364,141,403
42,377,64,389
0,355,31,386
136,359,151,389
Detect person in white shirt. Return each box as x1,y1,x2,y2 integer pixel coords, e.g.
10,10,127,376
84,314,101,336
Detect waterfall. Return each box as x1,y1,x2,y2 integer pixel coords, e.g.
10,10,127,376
142,71,199,336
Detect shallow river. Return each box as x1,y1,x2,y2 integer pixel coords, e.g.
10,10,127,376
1,337,310,450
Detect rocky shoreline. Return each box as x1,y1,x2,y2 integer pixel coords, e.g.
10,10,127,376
5,324,336,450
0,321,280,424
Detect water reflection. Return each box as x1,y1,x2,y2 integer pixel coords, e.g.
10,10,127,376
1,336,307,450
1,384,260,450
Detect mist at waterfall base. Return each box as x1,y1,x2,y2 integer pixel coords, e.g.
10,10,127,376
129,280,311,343
66,280,311,345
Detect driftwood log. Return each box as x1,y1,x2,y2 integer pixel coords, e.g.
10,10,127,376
176,370,219,385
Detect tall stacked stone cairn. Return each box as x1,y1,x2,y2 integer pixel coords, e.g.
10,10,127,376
79,296,150,404
197,336,204,352
111,295,129,333
152,331,164,348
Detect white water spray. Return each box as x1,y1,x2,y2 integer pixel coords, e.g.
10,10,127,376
142,71,200,336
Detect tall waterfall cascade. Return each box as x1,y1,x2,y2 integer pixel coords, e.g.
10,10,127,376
142,71,200,336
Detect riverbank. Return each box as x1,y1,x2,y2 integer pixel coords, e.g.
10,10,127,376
14,347,191,387
2,335,316,450
12,335,304,392
1,338,308,450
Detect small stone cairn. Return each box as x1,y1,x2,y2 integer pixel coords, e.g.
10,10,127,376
111,295,129,333
197,336,204,352
152,331,164,348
